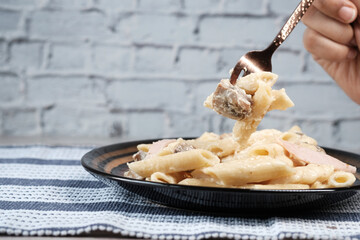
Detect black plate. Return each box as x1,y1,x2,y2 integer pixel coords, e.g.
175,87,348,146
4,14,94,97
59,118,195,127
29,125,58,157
81,139,360,213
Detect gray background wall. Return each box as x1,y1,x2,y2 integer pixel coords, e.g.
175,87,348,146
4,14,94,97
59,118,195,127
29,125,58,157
0,0,359,153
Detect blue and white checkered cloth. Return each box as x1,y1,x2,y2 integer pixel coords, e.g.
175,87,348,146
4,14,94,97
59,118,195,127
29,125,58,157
1,145,360,240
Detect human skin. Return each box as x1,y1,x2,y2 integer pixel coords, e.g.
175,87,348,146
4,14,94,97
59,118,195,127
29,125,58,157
302,0,360,104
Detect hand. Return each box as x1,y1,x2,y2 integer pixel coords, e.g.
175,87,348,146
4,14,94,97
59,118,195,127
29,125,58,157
302,0,360,104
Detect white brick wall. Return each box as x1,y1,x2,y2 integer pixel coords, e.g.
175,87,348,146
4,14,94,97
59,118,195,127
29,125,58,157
10,41,43,69
2,108,39,135
0,0,359,154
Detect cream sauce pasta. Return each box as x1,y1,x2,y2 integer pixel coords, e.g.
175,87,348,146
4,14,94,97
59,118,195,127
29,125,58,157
126,72,357,189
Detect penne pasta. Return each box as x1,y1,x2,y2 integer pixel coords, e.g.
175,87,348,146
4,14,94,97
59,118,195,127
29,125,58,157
178,178,223,187
147,172,189,184
128,149,220,177
327,171,356,188
192,156,294,186
190,136,239,158
237,183,310,190
269,164,334,185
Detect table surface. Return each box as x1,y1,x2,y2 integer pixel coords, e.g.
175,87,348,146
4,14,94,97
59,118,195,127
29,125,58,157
0,136,138,240
1,236,137,240
0,136,355,240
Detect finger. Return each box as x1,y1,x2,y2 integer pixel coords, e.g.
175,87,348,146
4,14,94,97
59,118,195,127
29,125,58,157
355,19,360,51
313,0,357,23
349,0,360,13
350,37,357,46
303,28,358,61
302,9,354,45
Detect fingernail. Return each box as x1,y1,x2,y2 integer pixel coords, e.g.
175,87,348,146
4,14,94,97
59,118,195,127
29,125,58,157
339,6,356,22
347,48,358,59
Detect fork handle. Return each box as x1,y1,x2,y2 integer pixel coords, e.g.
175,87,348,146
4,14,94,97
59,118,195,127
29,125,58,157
265,0,314,54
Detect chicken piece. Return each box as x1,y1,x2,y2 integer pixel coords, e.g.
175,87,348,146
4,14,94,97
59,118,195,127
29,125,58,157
206,79,253,120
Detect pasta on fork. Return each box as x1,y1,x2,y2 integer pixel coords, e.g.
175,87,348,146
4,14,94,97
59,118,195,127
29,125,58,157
126,72,357,189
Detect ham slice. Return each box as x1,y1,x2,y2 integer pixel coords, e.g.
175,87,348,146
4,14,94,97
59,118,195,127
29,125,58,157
147,139,176,156
133,139,177,161
279,139,357,174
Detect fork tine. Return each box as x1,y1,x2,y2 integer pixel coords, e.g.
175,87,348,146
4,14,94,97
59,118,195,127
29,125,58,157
230,63,244,85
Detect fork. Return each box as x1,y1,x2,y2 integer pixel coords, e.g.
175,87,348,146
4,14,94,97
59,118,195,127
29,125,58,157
230,0,314,85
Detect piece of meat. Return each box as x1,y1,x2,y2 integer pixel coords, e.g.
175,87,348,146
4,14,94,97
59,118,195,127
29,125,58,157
132,150,147,161
132,139,176,162
174,142,195,153
148,139,176,155
212,79,252,120
279,139,357,174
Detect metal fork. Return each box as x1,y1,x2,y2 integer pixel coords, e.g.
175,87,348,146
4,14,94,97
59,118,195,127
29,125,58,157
230,0,314,85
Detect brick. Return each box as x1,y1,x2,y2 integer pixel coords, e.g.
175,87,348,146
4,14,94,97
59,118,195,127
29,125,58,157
194,81,219,114
284,83,360,118
209,113,230,134
30,11,110,40
49,44,87,70
219,47,248,75
128,14,194,43
46,0,92,10
128,112,165,139
199,17,277,46
0,10,21,32
0,41,6,65
134,47,173,73
167,113,208,138
10,42,42,69
183,0,221,12
94,0,135,10
271,50,303,77
138,0,181,11
107,80,189,111
258,115,294,132
93,45,132,72
107,113,128,138
219,116,236,133
0,110,2,134
270,0,300,15
43,105,112,137
176,48,219,75
0,0,43,8
223,0,266,14
0,74,21,103
27,76,106,105
3,109,38,136
338,121,360,145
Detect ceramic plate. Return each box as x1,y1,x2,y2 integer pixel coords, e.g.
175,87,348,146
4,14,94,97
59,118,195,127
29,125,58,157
81,139,360,213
